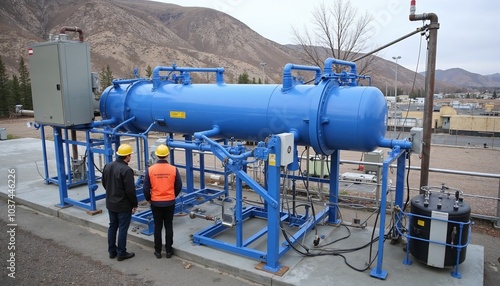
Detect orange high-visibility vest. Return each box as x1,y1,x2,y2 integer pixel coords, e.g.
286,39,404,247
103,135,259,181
148,163,177,201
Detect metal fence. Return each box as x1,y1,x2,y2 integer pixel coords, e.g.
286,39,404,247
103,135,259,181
340,159,500,227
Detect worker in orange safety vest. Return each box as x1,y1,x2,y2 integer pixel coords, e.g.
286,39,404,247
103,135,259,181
143,144,182,259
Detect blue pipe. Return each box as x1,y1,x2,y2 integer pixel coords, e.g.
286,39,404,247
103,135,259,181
152,65,225,89
323,58,357,75
142,121,156,135
282,63,322,91
112,116,135,133
378,137,413,149
112,78,140,88
90,117,117,128
194,125,221,140
359,75,372,86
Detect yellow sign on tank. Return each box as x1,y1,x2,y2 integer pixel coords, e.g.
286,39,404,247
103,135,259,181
170,111,186,119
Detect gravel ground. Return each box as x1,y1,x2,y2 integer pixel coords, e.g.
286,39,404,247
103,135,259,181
0,202,261,286
0,227,150,286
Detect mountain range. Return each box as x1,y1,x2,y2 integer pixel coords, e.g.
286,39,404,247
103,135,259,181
433,68,500,89
1,0,499,93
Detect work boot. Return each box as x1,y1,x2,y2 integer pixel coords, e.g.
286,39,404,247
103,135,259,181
166,248,173,259
154,251,162,259
117,252,135,261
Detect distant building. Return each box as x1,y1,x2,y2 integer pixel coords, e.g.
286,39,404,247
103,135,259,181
385,96,396,103
451,101,478,110
403,105,500,135
398,95,409,102
434,93,443,99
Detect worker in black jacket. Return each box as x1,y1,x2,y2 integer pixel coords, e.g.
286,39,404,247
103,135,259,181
102,143,138,261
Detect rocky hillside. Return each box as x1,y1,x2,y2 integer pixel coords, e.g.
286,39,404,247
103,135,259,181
0,0,488,92
433,68,500,88
0,0,302,84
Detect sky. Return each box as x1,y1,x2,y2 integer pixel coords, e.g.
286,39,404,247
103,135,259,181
153,0,500,75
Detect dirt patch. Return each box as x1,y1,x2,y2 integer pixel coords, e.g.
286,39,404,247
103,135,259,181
0,117,42,139
0,227,151,286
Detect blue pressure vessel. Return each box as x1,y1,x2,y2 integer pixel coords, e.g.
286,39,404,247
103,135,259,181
100,63,387,154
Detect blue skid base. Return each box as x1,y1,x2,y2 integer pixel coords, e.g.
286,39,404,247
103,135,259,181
192,205,328,269
133,187,227,235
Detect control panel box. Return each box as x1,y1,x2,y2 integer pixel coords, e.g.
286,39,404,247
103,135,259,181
277,133,294,166
410,127,423,156
363,149,384,174
29,39,94,126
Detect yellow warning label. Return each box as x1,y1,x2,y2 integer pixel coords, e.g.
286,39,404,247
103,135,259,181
170,111,186,119
269,154,276,166
417,220,425,227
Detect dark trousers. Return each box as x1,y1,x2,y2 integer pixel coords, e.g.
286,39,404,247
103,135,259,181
108,210,132,256
151,204,175,253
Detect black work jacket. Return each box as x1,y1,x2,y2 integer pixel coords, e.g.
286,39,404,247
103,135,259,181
102,158,138,212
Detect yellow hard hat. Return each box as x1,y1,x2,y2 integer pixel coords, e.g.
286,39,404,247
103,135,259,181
155,144,170,157
116,143,133,156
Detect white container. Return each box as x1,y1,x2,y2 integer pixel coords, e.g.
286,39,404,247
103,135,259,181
0,128,6,140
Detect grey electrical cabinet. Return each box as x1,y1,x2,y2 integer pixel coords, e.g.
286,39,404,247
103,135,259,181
29,38,94,126
363,149,384,174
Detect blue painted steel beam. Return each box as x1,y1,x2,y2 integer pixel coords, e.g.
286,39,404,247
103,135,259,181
53,127,70,208
370,146,407,280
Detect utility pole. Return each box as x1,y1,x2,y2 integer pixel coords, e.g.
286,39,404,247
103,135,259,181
392,56,401,138
410,0,439,193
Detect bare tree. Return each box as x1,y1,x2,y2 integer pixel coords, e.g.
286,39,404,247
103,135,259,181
292,0,377,75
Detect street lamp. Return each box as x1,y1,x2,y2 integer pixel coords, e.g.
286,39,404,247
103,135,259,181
260,62,266,83
392,56,401,138
392,56,401,97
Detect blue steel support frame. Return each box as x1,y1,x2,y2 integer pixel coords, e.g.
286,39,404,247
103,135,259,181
370,146,407,279
264,141,282,272
49,126,107,212
235,176,243,247
190,136,285,271
190,134,330,273
136,134,228,235
41,119,153,213
43,128,93,188
41,119,228,226
53,127,70,208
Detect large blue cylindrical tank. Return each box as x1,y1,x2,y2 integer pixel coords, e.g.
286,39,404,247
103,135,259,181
100,68,387,154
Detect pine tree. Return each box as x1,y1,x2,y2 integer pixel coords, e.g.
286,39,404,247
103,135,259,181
237,72,250,84
10,75,21,114
18,57,32,109
145,65,153,78
99,65,113,91
0,56,10,117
